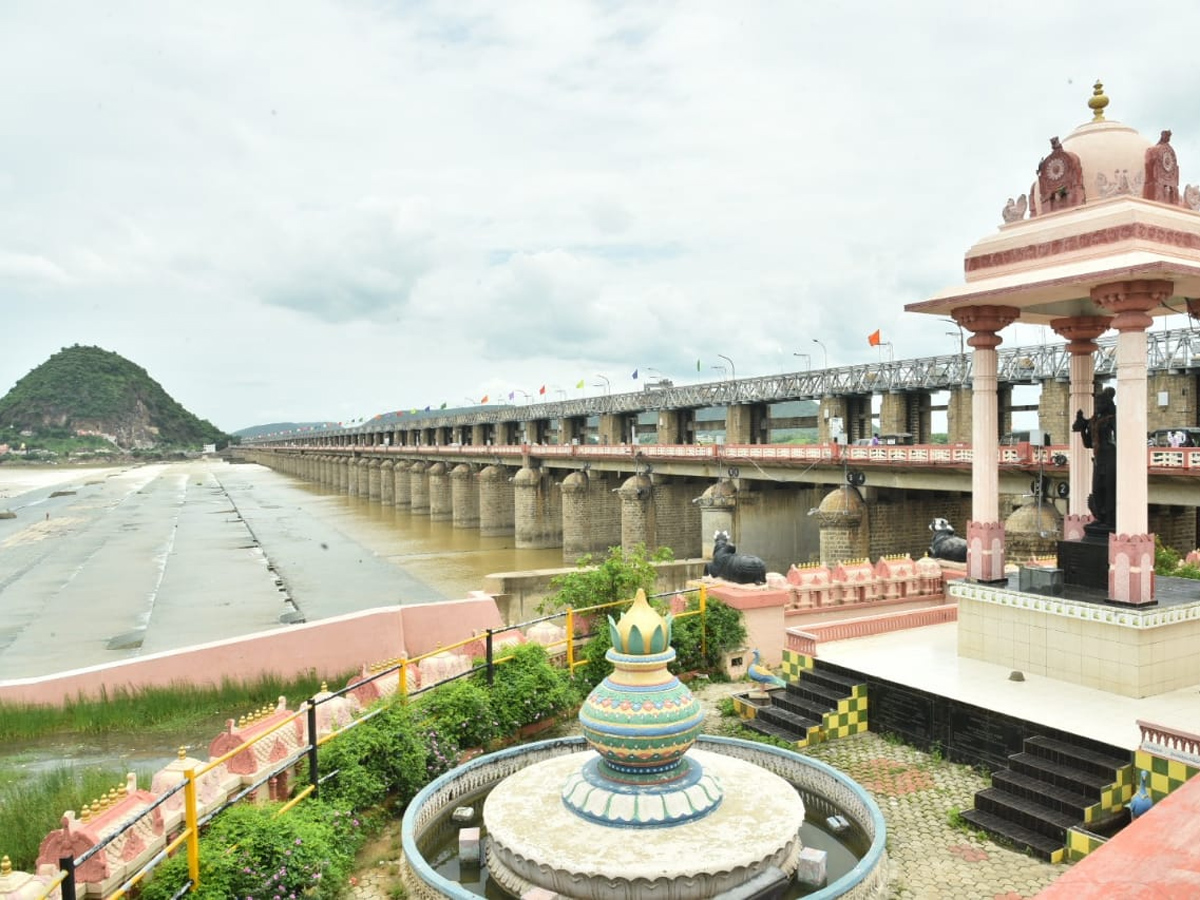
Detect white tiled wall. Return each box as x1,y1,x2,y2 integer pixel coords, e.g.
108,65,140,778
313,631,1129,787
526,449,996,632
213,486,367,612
954,585,1200,698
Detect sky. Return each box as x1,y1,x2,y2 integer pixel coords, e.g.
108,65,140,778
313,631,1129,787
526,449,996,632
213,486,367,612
3,1,1200,433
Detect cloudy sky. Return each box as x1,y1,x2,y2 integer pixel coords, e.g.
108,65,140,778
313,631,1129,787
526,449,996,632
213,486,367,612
3,1,1199,432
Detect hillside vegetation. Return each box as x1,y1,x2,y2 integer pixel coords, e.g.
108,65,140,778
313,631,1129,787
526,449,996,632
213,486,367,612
0,345,231,453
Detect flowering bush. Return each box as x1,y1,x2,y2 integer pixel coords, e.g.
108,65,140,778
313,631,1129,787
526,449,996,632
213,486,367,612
415,677,502,749
482,642,579,733
137,803,357,900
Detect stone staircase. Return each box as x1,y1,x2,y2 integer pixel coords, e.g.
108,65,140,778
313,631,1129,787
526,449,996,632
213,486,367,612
743,663,865,747
962,733,1132,863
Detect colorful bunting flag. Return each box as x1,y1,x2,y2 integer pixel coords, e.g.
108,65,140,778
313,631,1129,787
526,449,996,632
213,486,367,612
539,385,546,395
631,369,638,379
868,329,882,347
576,379,585,389
439,401,447,409
696,359,701,371
481,394,489,403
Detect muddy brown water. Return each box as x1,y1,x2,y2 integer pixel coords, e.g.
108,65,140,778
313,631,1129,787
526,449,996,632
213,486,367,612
0,460,565,786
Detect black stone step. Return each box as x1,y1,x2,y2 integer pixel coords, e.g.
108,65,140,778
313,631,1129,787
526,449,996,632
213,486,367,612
801,667,861,696
975,787,1079,843
960,808,1063,862
774,692,832,721
743,718,804,743
991,768,1096,820
1023,735,1131,781
785,680,848,706
1009,751,1112,795
757,705,819,735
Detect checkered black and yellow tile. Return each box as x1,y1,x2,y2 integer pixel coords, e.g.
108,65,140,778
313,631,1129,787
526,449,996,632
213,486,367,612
822,691,869,740
1136,748,1200,802
781,649,813,682
1066,827,1105,862
1086,765,1136,823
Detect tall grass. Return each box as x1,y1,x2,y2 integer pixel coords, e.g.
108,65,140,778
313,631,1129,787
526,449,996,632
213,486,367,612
0,765,155,872
0,670,354,740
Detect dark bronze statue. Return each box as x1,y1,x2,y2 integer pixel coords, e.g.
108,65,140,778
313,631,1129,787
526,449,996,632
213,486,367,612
704,530,767,584
1072,386,1116,533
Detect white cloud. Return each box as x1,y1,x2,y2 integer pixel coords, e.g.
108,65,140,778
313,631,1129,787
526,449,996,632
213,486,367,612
0,1,1197,431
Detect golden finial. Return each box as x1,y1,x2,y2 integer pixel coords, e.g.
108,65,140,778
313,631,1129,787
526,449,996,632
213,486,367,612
1088,80,1109,121
320,681,328,693
107,788,118,805
237,715,246,728
1,856,11,877
178,746,187,760
81,804,92,822
118,781,128,797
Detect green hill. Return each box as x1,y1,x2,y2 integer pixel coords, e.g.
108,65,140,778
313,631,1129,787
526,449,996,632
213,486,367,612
0,345,230,451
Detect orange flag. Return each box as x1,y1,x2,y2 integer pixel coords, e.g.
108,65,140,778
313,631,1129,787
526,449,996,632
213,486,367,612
868,329,881,347
481,394,489,404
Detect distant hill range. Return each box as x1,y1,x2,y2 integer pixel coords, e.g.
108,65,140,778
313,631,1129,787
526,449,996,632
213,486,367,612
234,422,337,440
0,345,230,450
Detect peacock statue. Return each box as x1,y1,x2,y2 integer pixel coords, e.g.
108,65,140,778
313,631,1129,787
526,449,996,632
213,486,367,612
1127,769,1153,820
747,649,786,690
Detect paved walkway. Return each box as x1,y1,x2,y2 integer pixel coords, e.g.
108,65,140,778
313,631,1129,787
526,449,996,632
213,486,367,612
349,680,1065,899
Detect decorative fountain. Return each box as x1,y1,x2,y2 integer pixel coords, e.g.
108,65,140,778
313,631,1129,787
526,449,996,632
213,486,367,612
401,589,889,899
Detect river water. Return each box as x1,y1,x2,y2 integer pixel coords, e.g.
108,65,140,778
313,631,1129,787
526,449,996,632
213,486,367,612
0,459,567,785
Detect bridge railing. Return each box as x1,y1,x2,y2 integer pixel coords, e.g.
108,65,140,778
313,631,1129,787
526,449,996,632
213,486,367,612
250,439,1200,475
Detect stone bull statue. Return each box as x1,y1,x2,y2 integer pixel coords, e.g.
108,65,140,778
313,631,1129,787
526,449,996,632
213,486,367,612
704,530,767,585
929,517,968,562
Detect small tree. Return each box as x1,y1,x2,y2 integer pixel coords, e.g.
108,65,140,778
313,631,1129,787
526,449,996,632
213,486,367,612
539,543,674,614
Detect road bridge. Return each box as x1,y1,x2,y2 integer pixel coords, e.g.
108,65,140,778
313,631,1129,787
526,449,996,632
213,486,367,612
245,326,1200,449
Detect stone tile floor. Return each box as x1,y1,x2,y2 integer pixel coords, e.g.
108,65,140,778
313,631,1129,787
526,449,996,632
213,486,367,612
348,680,1066,899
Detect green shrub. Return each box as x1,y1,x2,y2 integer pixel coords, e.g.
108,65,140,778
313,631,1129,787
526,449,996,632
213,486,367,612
414,678,500,749
667,598,747,674
539,543,673,614
138,801,362,900
1155,536,1181,575
316,702,431,815
482,643,579,733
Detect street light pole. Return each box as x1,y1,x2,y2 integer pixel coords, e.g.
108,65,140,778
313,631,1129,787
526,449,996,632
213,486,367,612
596,374,611,395
717,354,736,381
793,352,811,370
812,339,828,369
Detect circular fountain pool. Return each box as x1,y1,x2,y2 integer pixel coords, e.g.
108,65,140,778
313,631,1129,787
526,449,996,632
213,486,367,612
401,735,888,900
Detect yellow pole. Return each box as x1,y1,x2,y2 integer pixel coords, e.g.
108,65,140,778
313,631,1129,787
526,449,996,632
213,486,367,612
399,657,408,697
183,768,200,891
699,584,708,661
566,608,575,671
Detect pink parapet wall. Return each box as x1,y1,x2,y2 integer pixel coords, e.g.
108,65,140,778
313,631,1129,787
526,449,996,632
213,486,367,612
0,593,506,707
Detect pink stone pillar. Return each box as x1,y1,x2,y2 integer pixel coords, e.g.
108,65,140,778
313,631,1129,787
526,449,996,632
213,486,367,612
1051,316,1109,539
954,305,1019,582
1092,280,1172,605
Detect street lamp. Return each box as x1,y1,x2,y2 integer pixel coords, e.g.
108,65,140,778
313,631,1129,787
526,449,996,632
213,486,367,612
812,339,828,368
793,352,811,370
711,364,727,379
514,389,531,404
464,396,477,407
555,388,567,400
718,354,736,381
595,374,611,395
941,318,966,357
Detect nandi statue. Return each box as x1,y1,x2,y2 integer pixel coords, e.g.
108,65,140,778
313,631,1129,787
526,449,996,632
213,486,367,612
704,530,767,584
929,517,967,562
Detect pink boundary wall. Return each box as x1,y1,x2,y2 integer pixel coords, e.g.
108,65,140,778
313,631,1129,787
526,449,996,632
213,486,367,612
0,592,505,707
